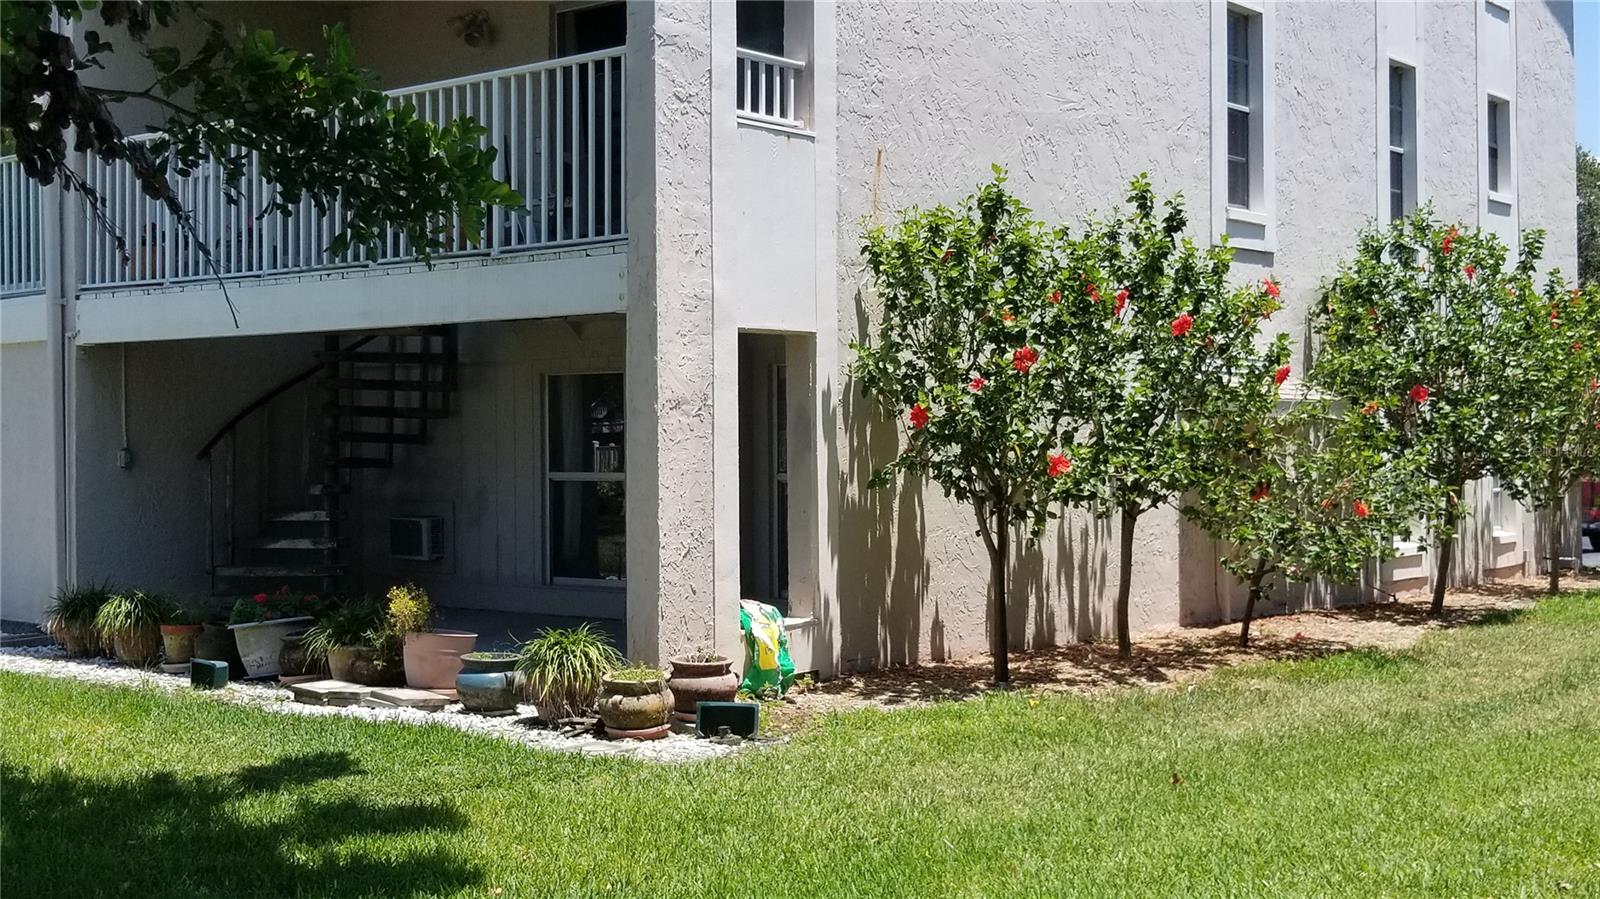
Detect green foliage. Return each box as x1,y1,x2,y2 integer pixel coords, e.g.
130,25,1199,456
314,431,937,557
227,586,322,625
1579,147,1598,287
515,624,623,720
1310,211,1545,547
606,663,665,684
302,596,388,661
93,590,174,639
161,602,206,627
44,581,115,629
1,2,520,271
384,583,433,635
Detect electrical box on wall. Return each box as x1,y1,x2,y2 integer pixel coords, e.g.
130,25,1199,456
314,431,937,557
390,516,444,561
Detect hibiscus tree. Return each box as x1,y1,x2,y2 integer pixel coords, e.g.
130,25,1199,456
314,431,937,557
852,168,1099,684
1062,176,1289,658
1310,212,1545,616
1499,276,1600,593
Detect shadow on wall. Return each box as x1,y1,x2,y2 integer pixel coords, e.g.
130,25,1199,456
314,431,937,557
0,750,480,897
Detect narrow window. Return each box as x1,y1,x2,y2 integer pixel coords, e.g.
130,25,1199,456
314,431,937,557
547,373,626,582
1486,97,1508,194
1388,64,1414,221
1226,10,1253,209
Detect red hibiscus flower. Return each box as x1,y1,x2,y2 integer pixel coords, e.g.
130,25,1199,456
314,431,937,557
1012,346,1039,373
1361,400,1379,416
1047,451,1071,478
253,592,269,604
908,403,930,430
1550,305,1560,322
1409,384,1430,405
1353,500,1371,518
940,248,953,263
1171,313,1194,337
1263,278,1280,299
1050,290,1062,304
1002,310,1016,322
1273,364,1291,386
1114,288,1129,316
1589,378,1597,393
1087,283,1102,303
1463,264,1476,280
1250,482,1270,502
969,375,986,393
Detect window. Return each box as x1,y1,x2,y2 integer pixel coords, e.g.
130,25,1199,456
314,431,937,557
555,2,625,57
1387,63,1417,221
735,0,808,127
1486,96,1509,195
546,373,625,583
1226,11,1253,209
737,0,785,56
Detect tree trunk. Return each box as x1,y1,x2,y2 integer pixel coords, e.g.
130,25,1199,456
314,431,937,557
1429,485,1462,618
990,503,1010,687
1548,473,1565,596
1115,507,1139,659
1240,560,1269,649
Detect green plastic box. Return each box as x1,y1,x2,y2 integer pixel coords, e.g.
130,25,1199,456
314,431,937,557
190,658,229,689
695,701,759,739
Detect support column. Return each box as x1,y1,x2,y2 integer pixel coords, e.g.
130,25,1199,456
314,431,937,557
624,1,718,663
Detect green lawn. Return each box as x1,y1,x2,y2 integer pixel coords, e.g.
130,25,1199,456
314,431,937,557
4,596,1599,898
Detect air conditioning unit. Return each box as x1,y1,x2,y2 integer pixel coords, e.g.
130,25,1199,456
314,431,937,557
389,516,444,561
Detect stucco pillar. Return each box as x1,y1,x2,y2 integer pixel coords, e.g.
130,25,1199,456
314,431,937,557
624,2,719,663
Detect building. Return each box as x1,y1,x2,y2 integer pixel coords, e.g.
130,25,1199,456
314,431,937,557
0,1,1578,676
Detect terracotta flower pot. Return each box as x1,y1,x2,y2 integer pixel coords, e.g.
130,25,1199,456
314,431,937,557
597,673,673,740
402,630,478,690
667,656,739,724
111,627,162,667
456,652,521,716
278,629,319,677
228,617,313,678
159,624,203,665
49,620,95,658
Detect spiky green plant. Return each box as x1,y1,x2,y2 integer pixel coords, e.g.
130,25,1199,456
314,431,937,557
302,597,387,661
93,591,174,640
44,581,114,631
516,624,623,720
606,663,665,683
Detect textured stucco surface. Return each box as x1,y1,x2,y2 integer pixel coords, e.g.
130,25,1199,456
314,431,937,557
1,342,57,623
827,0,1577,668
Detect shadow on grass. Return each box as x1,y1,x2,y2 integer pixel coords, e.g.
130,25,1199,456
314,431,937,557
1,750,479,898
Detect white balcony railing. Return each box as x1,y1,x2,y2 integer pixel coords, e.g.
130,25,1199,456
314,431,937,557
736,48,806,129
1,155,44,296
79,49,626,291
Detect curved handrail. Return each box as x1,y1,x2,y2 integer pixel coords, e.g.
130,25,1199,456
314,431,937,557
195,335,376,460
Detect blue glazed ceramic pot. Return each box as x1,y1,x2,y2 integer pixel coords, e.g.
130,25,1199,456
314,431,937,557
456,652,521,716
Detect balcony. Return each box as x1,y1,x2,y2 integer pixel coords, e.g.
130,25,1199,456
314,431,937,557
3,49,625,299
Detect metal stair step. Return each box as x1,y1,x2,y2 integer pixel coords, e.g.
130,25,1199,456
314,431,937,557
338,430,425,444
331,405,449,419
213,565,346,579
316,351,450,364
247,537,344,551
308,483,351,496
268,510,335,522
334,456,393,469
325,378,455,392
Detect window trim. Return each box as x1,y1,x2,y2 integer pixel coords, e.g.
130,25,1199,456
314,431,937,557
1380,58,1421,222
543,370,627,588
1484,92,1514,207
1211,0,1275,253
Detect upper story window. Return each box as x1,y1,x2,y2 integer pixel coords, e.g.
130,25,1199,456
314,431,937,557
735,0,810,130
1486,96,1510,195
555,2,625,56
1212,2,1274,252
1387,63,1418,221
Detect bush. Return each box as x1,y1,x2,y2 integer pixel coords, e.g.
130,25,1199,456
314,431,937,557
302,596,387,661
384,582,433,635
93,590,174,639
228,586,322,625
516,624,623,721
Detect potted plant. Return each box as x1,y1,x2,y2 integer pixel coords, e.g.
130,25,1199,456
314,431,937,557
597,664,674,741
455,651,522,715
304,597,402,686
666,650,740,725
158,603,205,672
515,624,622,723
94,590,173,667
227,586,318,678
387,583,477,690
43,581,113,657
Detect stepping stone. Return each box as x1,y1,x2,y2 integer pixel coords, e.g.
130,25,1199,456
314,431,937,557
366,688,450,712
287,679,373,707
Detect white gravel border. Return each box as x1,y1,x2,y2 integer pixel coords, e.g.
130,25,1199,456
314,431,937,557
0,646,752,763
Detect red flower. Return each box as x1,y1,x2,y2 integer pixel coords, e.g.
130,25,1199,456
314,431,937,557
1263,278,1280,299
1002,310,1016,323
1589,378,1597,393
1353,500,1371,518
1550,305,1560,322
1171,313,1195,337
1047,451,1071,478
1409,384,1430,405
1594,421,1600,431
969,375,986,393
1012,346,1039,373
1574,341,1585,353
1250,482,1270,502
1050,290,1062,304
908,403,930,430
253,593,268,604
1273,364,1291,386
1441,236,1454,255
1114,288,1129,316
1463,264,1476,280
1087,283,1102,303
1361,400,1380,416
940,248,953,263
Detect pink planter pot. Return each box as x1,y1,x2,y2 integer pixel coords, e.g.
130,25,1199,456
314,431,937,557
403,630,478,690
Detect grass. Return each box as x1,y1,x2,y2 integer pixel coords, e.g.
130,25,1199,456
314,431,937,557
3,595,1599,898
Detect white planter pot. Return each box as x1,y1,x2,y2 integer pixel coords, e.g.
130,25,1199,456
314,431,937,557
228,617,314,679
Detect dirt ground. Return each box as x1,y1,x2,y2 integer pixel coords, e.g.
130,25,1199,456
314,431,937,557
764,576,1592,733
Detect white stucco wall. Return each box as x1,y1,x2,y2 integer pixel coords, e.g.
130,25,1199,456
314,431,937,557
1,342,59,623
